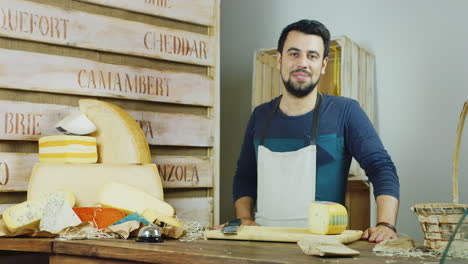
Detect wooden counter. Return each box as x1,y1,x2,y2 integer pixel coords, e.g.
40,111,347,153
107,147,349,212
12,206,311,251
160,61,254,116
0,237,448,264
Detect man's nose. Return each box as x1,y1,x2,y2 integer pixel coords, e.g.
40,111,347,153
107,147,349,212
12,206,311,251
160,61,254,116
296,54,308,69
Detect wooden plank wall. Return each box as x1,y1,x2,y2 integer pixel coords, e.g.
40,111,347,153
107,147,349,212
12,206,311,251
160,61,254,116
0,0,219,227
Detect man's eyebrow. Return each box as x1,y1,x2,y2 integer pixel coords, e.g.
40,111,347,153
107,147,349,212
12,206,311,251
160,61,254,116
286,47,321,56
307,50,320,56
286,47,301,52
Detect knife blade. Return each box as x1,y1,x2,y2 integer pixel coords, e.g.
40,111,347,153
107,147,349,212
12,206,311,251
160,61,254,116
221,218,241,234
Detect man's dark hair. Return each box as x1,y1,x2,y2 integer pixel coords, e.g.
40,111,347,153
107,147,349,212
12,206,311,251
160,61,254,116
277,19,330,58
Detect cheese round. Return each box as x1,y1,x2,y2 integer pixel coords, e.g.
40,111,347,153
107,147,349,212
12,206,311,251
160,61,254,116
308,201,348,235
79,99,151,164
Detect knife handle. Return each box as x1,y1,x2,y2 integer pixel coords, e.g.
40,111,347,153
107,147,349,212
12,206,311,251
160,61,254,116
227,218,241,226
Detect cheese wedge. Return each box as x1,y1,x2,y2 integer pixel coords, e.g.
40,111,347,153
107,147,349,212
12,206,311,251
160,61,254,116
99,182,174,217
3,189,75,233
308,201,348,235
79,99,151,164
142,208,182,227
39,194,82,234
28,163,164,207
38,135,98,163
73,207,126,230
56,112,96,135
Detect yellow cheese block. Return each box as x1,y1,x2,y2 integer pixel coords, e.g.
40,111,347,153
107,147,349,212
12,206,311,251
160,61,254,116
142,208,182,227
79,99,151,164
27,163,163,207
308,201,348,235
99,182,174,217
38,135,98,163
3,189,75,233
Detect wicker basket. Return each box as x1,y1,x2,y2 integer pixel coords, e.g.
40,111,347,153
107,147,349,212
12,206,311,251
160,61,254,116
412,101,468,249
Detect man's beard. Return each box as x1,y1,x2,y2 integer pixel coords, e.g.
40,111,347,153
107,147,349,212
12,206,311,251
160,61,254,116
282,69,320,98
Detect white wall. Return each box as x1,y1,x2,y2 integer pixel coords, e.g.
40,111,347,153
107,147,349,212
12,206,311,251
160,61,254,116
220,0,468,240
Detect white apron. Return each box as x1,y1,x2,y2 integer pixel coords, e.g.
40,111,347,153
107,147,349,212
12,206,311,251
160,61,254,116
255,94,322,228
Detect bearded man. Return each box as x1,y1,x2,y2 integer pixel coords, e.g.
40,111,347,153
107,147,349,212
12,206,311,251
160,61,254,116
228,19,399,243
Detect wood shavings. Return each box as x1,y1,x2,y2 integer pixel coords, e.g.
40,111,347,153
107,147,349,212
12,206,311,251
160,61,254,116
374,248,442,259
373,237,445,259
442,240,468,259
373,238,416,252
56,222,120,240
179,220,205,242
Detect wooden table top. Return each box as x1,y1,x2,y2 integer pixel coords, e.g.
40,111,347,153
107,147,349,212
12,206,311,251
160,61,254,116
0,237,443,264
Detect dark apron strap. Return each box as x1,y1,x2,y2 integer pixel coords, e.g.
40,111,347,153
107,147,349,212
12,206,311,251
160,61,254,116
309,93,322,145
260,93,322,146
259,97,281,146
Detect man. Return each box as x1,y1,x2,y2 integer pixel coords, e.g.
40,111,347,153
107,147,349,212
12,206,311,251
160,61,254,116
230,19,399,243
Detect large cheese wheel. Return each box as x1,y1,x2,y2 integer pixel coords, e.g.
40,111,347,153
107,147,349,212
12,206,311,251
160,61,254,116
79,99,151,164
27,163,163,206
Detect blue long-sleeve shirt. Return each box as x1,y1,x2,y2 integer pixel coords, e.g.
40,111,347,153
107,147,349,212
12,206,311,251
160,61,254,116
233,94,399,205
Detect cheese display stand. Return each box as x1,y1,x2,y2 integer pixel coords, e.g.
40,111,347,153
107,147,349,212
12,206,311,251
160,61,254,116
0,0,220,261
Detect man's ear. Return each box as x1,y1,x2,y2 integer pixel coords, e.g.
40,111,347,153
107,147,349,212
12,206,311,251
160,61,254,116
276,51,282,70
321,57,329,75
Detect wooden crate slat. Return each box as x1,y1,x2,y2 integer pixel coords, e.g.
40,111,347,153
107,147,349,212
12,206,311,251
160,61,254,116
0,153,37,192
0,100,213,147
0,48,213,106
77,0,215,26
271,67,280,98
0,203,15,214
0,0,215,66
252,58,263,109
0,152,213,192
154,156,213,188
262,66,272,103
166,197,212,227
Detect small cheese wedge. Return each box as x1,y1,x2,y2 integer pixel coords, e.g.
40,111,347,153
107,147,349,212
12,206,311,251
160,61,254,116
28,163,164,207
79,99,151,164
56,112,96,135
99,182,174,217
73,207,126,230
308,201,348,235
38,135,98,163
3,190,75,233
142,208,182,227
39,194,82,234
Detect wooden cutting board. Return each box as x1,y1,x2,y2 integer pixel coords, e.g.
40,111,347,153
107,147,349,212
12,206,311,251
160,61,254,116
205,226,363,244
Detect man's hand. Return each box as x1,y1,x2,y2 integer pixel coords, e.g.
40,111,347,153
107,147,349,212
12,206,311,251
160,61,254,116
361,225,397,243
211,218,258,230
239,218,258,226
211,196,257,230
362,194,399,243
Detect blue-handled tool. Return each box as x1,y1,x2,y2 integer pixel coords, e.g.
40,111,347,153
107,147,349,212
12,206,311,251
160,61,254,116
221,218,241,234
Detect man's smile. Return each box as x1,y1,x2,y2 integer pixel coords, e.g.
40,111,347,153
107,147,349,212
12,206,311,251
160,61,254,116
290,70,312,82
